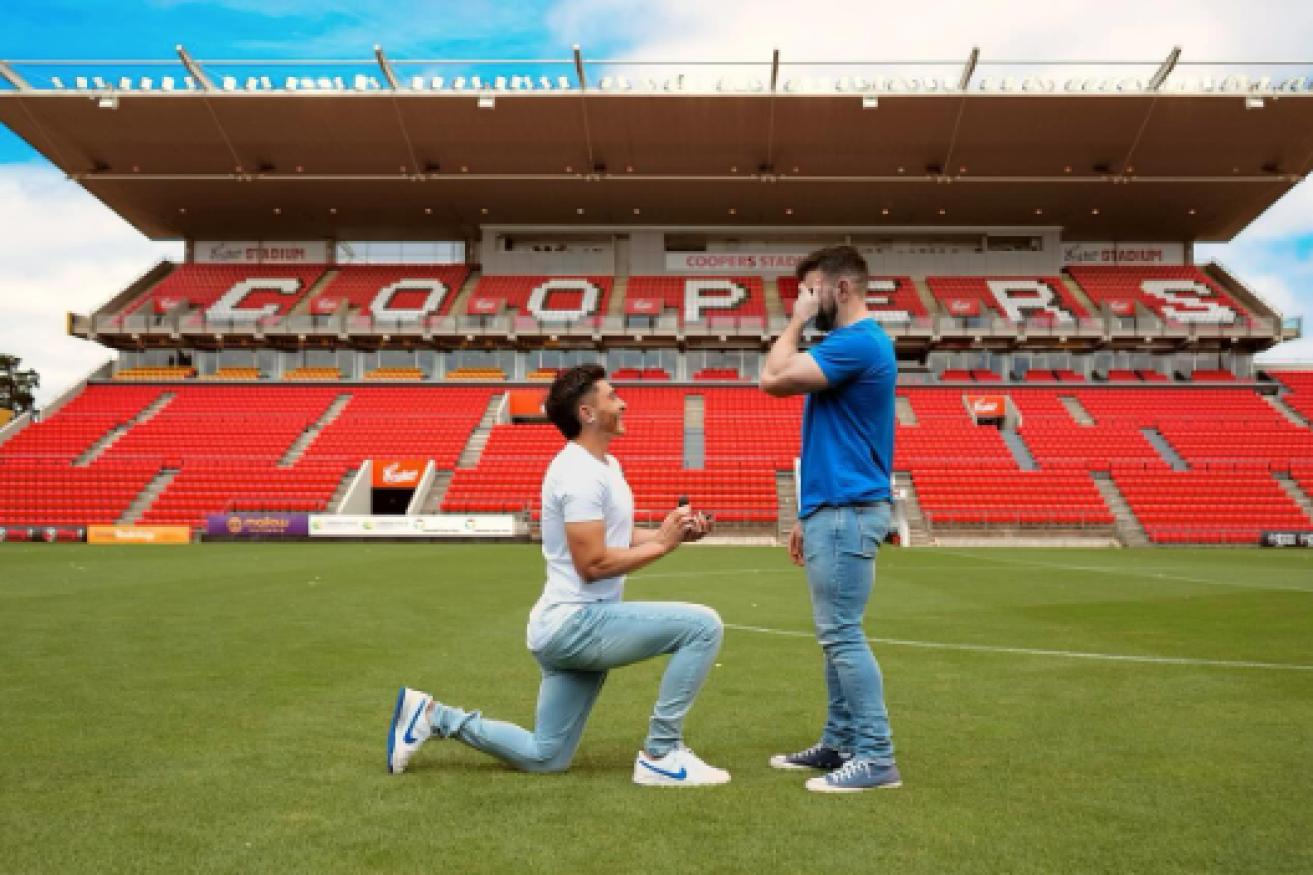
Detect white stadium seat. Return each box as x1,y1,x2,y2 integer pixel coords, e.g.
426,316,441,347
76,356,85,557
284,77,298,90
431,77,445,90
410,76,426,90
75,77,89,89
557,76,570,89
221,77,236,91
119,77,133,90
161,77,175,91
51,77,66,89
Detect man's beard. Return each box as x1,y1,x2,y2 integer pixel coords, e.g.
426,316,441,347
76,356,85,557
813,301,838,333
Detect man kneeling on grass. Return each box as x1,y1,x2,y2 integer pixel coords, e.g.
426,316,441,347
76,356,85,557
387,364,729,786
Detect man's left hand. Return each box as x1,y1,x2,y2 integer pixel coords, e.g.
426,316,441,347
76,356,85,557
681,513,711,543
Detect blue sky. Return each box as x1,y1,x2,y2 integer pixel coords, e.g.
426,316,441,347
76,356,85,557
2,0,1312,399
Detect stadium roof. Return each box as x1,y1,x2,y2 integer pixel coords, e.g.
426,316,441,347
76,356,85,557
3,51,1312,242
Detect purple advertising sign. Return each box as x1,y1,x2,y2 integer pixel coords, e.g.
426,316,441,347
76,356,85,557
206,512,310,538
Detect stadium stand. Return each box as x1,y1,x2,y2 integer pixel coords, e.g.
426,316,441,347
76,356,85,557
1110,469,1309,544
926,276,1088,322
121,264,324,321
446,368,506,380
364,368,424,380
466,276,612,324
913,469,1113,526
308,264,470,318
114,367,195,380
1269,371,1313,422
1066,266,1249,325
202,367,262,381
627,276,765,326
0,386,165,465
284,367,342,381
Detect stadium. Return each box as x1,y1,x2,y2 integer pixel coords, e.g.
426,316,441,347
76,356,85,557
1,40,1311,875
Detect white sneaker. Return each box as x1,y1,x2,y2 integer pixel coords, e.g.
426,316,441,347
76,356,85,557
633,747,731,787
387,686,432,774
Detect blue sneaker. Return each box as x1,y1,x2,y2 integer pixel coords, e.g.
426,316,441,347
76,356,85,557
387,686,433,774
805,759,902,793
769,743,851,771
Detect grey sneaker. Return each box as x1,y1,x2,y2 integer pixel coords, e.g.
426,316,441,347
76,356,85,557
769,743,851,771
805,759,902,792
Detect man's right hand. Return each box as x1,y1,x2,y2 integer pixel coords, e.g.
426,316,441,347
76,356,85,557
657,507,694,552
788,521,804,567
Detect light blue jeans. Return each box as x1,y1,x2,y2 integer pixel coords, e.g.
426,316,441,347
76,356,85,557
428,601,723,772
802,502,895,765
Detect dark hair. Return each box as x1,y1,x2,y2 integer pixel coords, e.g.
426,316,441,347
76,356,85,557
546,363,608,439
795,245,870,287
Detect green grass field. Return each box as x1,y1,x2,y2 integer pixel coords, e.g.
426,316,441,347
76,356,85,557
2,543,1311,874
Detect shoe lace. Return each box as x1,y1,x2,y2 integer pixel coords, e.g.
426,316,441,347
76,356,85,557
827,758,873,783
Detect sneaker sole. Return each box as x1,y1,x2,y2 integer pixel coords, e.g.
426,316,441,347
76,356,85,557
769,757,828,771
806,781,902,793
633,776,732,787
386,686,407,774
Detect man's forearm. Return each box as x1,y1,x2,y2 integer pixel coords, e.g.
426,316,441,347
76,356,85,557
763,317,806,380
579,540,669,583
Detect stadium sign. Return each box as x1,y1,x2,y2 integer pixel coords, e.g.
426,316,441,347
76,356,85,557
666,252,807,274
206,513,310,538
1260,531,1313,548
308,514,518,538
195,241,329,264
372,460,427,488
87,525,191,545
1061,242,1185,266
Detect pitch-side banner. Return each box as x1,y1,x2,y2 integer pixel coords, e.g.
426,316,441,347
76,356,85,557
194,241,329,264
309,515,518,538
1260,531,1313,548
1061,242,1185,266
87,525,191,545
206,513,310,538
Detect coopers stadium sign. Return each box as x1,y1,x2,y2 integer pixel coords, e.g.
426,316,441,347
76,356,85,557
195,241,329,264
1061,242,1185,266
372,460,427,488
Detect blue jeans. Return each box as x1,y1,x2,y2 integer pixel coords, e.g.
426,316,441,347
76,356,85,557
802,503,895,765
428,601,723,772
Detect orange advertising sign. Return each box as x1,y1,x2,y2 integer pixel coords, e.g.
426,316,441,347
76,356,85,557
87,525,191,545
966,395,1007,418
508,390,548,421
373,459,427,488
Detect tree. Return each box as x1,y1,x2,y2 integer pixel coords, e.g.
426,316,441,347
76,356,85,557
0,354,40,416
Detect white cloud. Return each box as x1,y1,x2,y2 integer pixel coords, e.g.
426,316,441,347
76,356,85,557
0,163,180,405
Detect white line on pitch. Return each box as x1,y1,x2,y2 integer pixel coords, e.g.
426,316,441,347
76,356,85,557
936,550,1313,594
724,623,1313,672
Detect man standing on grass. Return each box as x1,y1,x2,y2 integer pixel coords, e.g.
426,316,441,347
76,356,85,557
760,245,901,793
387,364,731,786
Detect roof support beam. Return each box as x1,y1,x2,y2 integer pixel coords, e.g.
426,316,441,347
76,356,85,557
176,45,213,91
764,48,780,172
1149,46,1181,91
0,62,31,91
958,47,979,92
375,45,400,91
574,45,596,168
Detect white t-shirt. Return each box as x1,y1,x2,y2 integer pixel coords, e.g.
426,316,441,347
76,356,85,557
527,441,635,651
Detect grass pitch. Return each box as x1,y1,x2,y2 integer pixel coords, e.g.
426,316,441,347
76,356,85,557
2,543,1311,874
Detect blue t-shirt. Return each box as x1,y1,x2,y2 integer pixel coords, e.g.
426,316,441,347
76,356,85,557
799,318,897,517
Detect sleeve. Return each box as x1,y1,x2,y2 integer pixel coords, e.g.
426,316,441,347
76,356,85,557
560,461,608,523
807,330,875,388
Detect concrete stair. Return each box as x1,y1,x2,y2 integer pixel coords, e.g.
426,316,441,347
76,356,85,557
896,473,933,546
895,395,919,426
279,394,352,467
1142,428,1190,471
458,394,505,469
1059,395,1095,426
1060,271,1100,316
119,468,179,524
447,269,484,319
286,268,339,318
763,277,785,320
1274,473,1313,524
418,470,455,514
75,392,177,467
911,277,940,316
1001,428,1038,470
1264,394,1310,428
608,276,629,318
775,470,798,542
684,394,705,469
1092,472,1150,547
327,467,358,512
